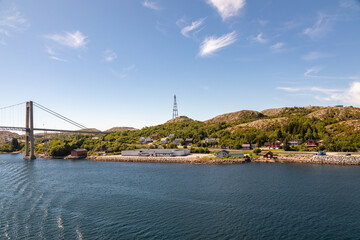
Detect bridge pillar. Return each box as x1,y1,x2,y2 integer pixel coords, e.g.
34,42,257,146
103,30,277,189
24,101,36,160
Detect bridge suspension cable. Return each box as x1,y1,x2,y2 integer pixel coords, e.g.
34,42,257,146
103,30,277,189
33,102,88,130
0,102,26,110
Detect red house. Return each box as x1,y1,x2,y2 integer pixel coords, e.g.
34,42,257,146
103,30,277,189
263,151,274,158
269,142,281,149
71,149,88,158
305,140,318,147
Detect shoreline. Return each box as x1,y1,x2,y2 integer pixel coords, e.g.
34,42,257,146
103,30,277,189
2,152,360,165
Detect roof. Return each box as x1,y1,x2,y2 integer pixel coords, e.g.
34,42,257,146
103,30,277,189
72,149,87,152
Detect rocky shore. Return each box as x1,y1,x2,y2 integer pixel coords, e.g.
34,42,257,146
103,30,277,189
275,155,360,165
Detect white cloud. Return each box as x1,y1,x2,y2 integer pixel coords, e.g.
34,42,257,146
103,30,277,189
277,82,360,106
0,7,29,43
270,42,284,50
303,13,335,39
340,0,360,10
199,31,237,57
206,0,246,20
49,56,66,62
302,51,329,61
142,0,161,10
46,31,88,49
276,87,301,92
251,33,268,43
180,18,205,37
103,49,117,62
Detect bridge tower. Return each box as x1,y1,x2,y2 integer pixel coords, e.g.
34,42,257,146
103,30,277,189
172,95,179,119
24,101,36,160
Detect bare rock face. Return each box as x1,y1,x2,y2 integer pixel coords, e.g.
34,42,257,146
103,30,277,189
307,107,360,121
228,117,289,132
166,116,194,123
205,110,264,125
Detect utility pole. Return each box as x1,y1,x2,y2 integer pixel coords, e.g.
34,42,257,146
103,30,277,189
172,95,179,119
24,101,36,160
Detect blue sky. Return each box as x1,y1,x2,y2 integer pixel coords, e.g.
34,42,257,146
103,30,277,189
0,0,360,130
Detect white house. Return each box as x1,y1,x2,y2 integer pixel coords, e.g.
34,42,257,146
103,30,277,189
122,149,190,157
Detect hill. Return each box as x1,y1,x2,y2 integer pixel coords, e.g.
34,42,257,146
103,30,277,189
307,107,360,121
205,110,264,125
166,116,194,123
261,106,323,117
229,117,289,132
106,127,137,132
0,131,21,139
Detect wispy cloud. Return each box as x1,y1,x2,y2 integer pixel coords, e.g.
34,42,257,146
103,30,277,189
49,56,67,62
270,42,285,50
302,51,330,61
303,13,335,39
304,67,360,80
206,0,246,20
276,87,302,92
103,49,117,62
0,7,29,44
258,20,268,26
304,66,322,77
251,33,268,43
339,0,360,10
199,31,237,57
110,65,136,79
142,0,161,10
45,31,88,49
179,18,205,37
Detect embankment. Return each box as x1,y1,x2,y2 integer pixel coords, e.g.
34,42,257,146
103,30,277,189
275,155,360,165
89,155,247,165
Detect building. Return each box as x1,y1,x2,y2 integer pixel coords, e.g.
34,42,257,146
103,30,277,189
305,140,318,147
241,144,256,149
263,151,274,158
0,137,13,143
160,137,169,144
151,134,160,140
215,150,244,158
71,149,88,158
168,133,175,139
185,138,193,145
264,142,270,147
122,149,190,157
172,138,183,145
289,139,302,145
139,137,153,144
269,142,281,149
215,150,229,158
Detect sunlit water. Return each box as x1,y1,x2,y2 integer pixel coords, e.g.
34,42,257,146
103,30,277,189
1,154,360,239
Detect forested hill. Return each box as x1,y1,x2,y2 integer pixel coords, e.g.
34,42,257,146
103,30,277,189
3,106,359,156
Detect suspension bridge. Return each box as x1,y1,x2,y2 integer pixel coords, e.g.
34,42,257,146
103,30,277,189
0,101,103,160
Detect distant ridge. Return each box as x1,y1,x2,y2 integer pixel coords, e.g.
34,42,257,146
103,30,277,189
106,127,137,132
205,110,264,125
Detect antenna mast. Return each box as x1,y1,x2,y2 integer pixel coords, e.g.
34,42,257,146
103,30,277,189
172,95,179,119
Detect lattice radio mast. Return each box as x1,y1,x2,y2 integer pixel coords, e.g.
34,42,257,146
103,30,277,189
172,94,179,119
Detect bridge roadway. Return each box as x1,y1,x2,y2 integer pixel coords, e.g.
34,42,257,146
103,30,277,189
0,126,103,134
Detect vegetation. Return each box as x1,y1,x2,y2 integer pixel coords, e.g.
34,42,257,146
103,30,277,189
3,106,359,157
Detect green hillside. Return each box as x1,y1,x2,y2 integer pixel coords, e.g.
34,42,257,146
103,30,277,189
8,106,359,156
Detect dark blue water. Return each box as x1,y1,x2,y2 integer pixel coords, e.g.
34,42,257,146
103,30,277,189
1,154,360,239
